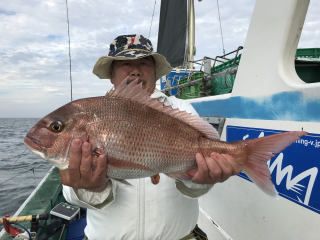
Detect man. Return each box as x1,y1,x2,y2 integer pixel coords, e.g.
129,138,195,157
60,34,241,240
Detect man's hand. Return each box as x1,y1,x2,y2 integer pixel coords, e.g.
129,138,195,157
192,152,242,185
59,139,108,193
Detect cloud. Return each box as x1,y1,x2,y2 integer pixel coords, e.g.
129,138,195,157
0,0,319,117
0,10,15,15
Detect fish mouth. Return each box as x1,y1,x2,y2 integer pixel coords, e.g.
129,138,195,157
24,135,70,170
24,135,43,152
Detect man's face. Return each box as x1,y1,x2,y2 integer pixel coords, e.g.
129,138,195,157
110,56,157,93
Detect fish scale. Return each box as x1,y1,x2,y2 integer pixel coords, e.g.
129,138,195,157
93,98,199,174
96,96,196,175
25,78,308,196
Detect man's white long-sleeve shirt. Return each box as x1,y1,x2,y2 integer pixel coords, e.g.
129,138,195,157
63,89,213,240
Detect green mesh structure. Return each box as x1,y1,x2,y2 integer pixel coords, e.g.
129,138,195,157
180,82,202,99
176,48,319,99
210,73,235,95
178,54,241,99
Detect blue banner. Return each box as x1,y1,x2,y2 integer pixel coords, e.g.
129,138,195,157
227,125,320,214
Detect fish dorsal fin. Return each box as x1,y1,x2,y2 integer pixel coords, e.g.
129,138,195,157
106,78,220,140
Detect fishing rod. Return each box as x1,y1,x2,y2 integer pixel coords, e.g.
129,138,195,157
0,213,49,240
1,202,81,240
0,213,49,223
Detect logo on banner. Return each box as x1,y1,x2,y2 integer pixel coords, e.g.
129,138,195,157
228,126,320,214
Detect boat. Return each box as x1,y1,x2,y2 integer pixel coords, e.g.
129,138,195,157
1,0,319,239
161,0,320,239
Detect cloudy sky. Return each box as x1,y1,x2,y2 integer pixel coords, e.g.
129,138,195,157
0,0,319,118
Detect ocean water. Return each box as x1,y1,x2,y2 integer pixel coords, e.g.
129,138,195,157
0,118,52,218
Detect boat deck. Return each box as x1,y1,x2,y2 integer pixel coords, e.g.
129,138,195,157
0,167,65,240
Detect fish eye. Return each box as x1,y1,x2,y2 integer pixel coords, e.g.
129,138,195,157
49,121,64,133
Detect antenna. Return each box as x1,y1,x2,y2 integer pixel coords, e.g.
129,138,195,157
65,0,73,102
216,0,226,55
149,0,157,38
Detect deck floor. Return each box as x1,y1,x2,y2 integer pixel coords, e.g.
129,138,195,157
0,167,64,240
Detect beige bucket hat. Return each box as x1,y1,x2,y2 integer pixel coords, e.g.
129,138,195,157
92,34,172,80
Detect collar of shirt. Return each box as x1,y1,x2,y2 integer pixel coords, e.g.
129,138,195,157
151,88,167,99
150,89,173,106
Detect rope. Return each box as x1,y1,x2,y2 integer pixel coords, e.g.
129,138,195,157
183,0,191,69
148,0,157,38
216,0,225,55
0,152,28,163
1,148,28,214
9,149,27,173
32,168,44,209
0,168,34,186
66,0,73,101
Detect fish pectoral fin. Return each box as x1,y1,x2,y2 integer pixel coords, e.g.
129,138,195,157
165,168,198,181
150,174,160,185
109,178,133,186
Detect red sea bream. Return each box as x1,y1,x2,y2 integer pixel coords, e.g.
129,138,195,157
24,79,308,196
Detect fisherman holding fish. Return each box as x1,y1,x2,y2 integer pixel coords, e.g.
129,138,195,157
25,34,307,240
60,35,241,240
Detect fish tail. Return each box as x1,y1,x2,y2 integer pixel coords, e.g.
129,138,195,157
240,131,308,197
